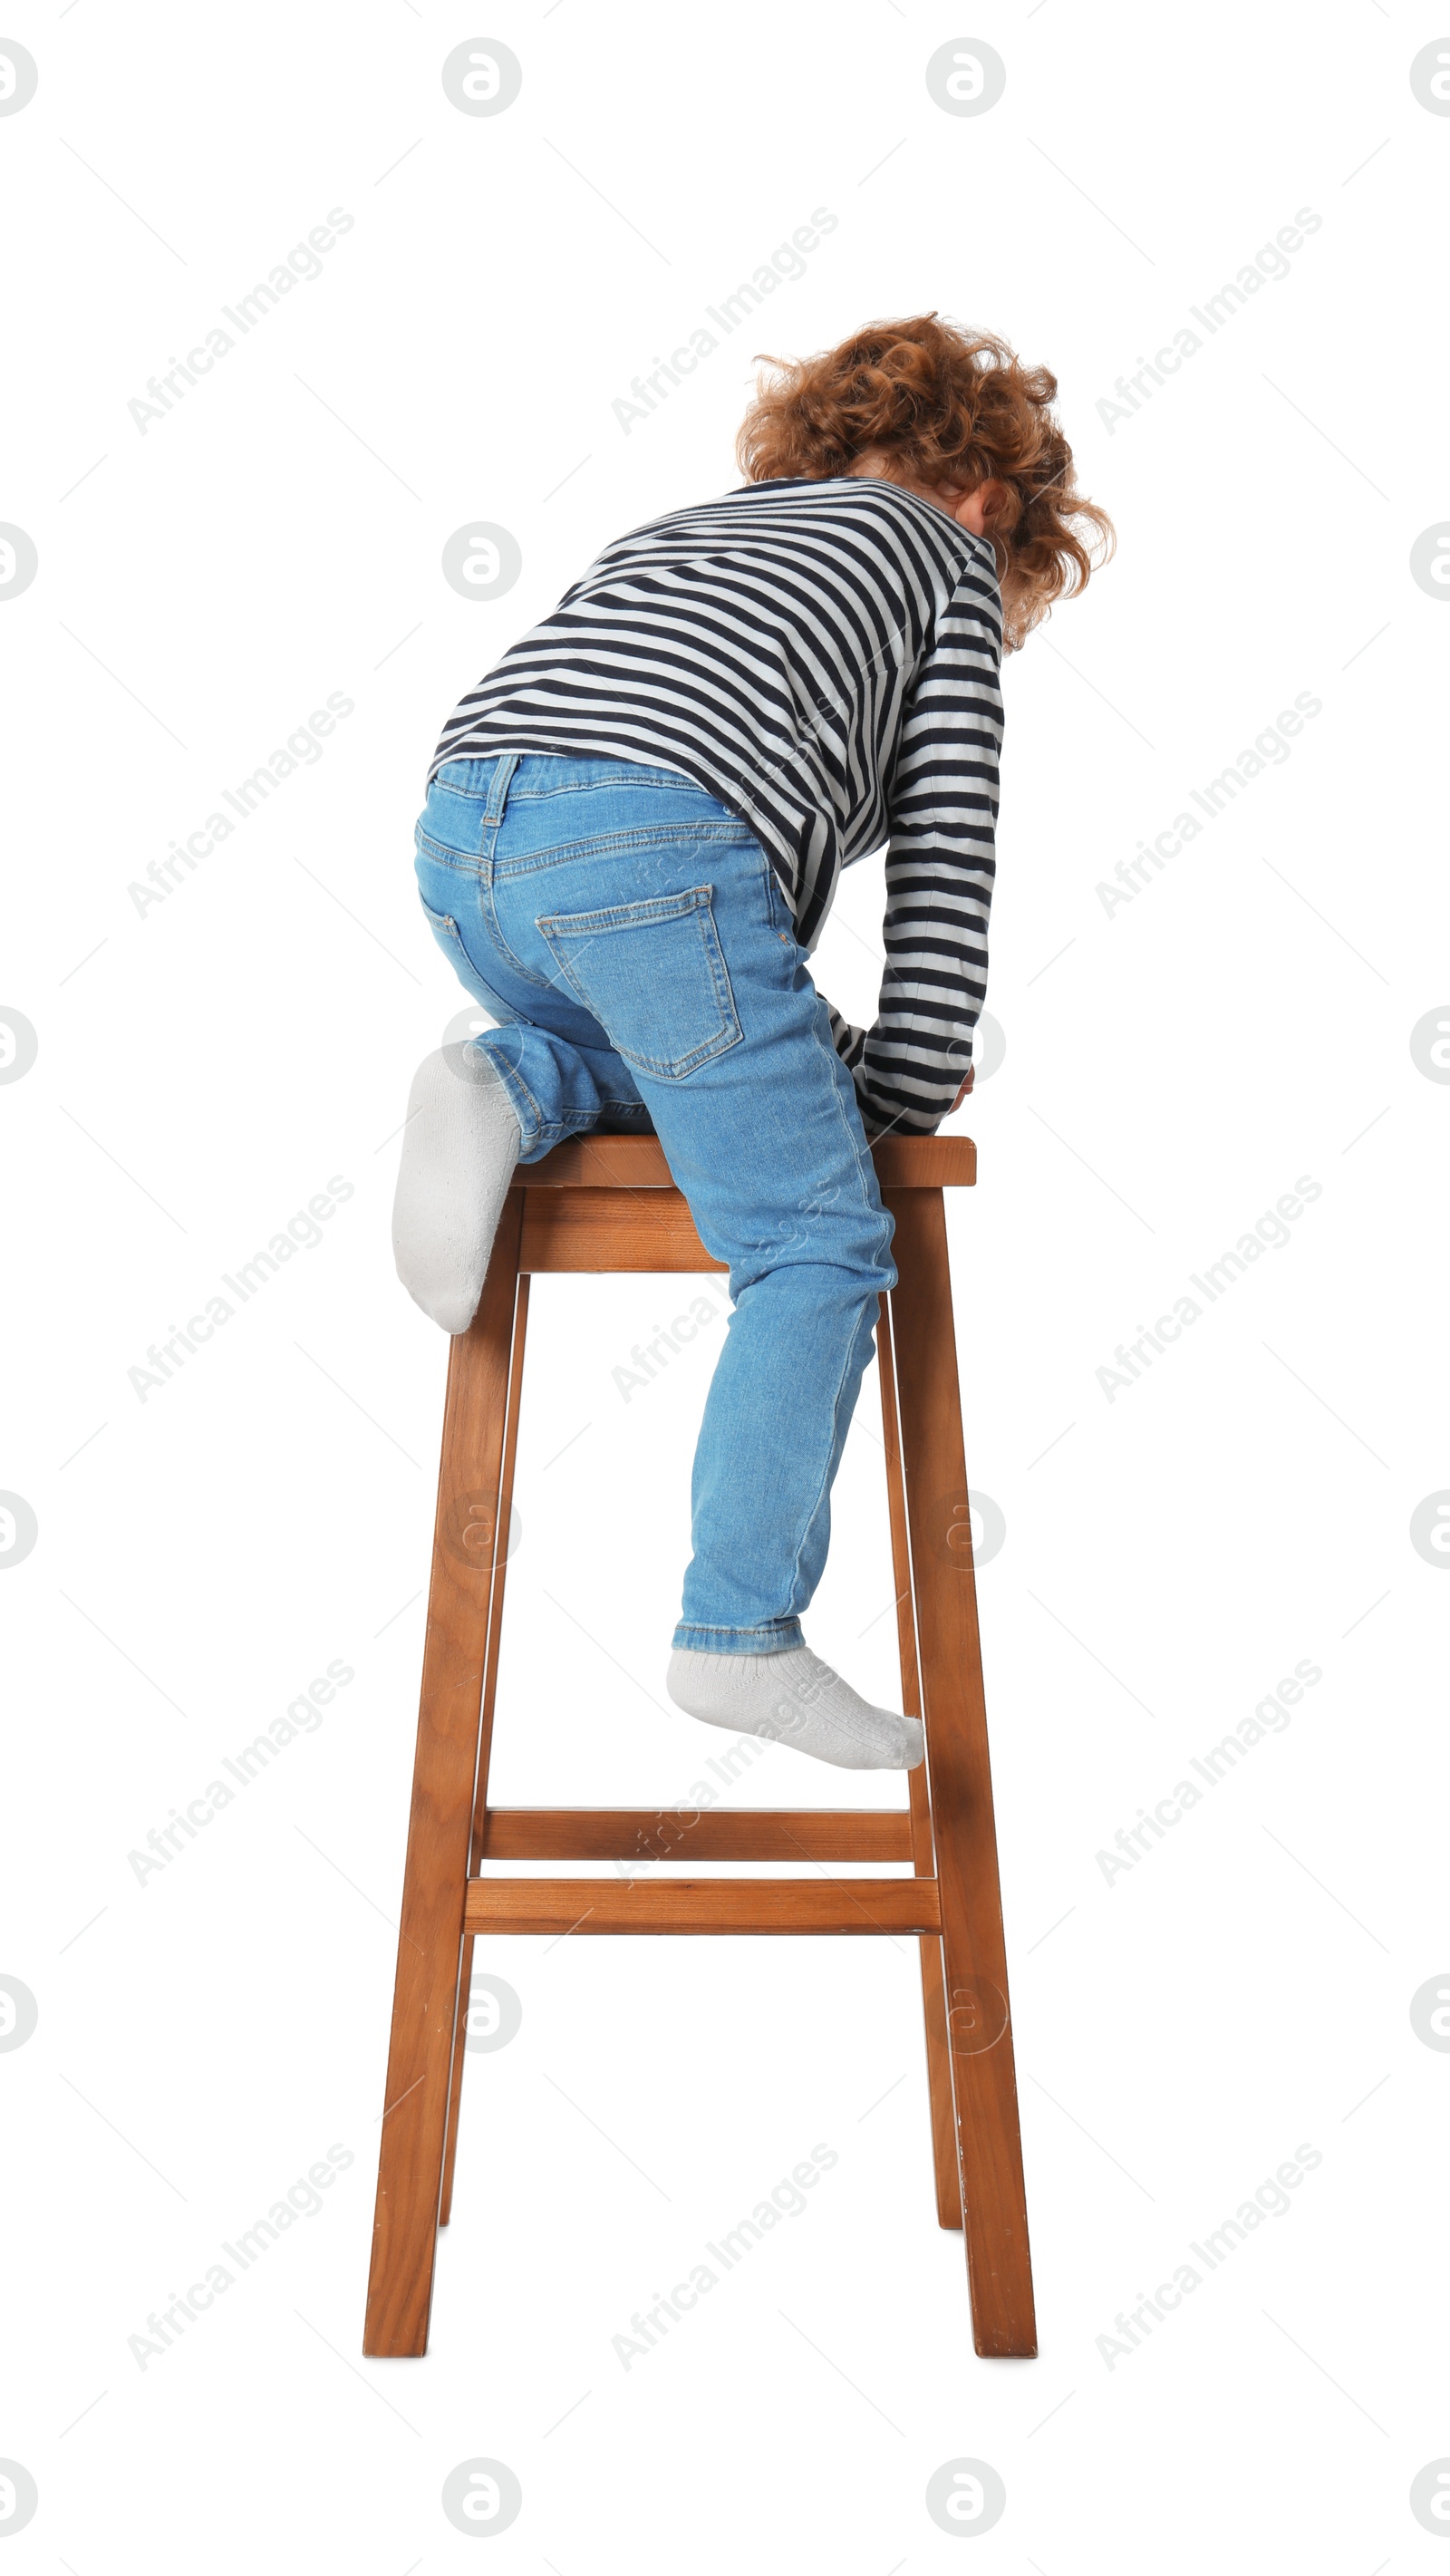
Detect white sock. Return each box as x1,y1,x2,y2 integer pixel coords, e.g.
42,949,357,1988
666,1645,924,1773
392,1044,522,1333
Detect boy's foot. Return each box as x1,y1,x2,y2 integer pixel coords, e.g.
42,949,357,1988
392,1044,522,1333
666,1645,924,1772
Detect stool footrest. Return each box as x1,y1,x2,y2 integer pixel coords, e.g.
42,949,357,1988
478,1806,914,1863
463,1875,941,1935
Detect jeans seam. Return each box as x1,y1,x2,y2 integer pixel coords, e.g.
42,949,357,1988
513,779,701,799
478,857,566,996
674,1617,803,1638
774,981,894,1618
418,896,464,943
807,985,895,1262
489,823,755,878
417,830,487,879
782,1306,868,1624
440,755,719,802
477,1043,546,1144
675,1616,800,1634
535,886,712,934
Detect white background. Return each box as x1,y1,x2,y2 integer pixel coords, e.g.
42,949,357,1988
3,2,1448,2565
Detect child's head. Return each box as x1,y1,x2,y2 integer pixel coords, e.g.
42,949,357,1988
735,312,1112,650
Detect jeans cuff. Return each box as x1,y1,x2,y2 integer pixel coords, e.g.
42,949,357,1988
672,1619,805,1656
472,1043,547,1160
473,1043,654,1167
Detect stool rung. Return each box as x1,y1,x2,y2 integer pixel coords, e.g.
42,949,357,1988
478,1806,914,1863
463,1875,941,1936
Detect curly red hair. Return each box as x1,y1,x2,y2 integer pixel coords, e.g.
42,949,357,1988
735,312,1113,649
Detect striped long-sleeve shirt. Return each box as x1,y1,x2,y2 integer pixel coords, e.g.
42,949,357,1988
429,476,1002,1134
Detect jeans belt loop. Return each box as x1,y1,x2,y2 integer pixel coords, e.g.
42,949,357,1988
484,750,520,826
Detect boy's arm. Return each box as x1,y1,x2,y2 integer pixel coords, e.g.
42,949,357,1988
827,548,1002,1138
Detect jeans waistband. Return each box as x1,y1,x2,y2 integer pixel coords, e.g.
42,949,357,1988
436,751,706,807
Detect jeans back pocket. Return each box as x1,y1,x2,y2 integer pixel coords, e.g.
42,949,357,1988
535,885,741,1079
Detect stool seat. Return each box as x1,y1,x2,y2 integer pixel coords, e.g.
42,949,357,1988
513,1132,975,1273
363,1122,1036,2363
523,1133,976,1189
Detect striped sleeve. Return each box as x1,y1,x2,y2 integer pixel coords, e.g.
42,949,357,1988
843,554,1002,1136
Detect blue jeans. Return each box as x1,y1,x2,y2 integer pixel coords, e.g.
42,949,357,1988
413,752,897,1654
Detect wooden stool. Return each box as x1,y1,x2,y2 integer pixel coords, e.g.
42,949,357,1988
363,1135,1036,2359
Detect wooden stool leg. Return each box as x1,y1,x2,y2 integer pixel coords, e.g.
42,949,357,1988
439,1277,530,2227
876,1294,962,2231
438,1932,474,2232
884,1188,1037,2358
363,1199,524,2358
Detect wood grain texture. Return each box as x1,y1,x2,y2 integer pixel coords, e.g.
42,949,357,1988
463,1877,941,1935
478,1806,913,1862
524,1135,977,1190
517,1135,974,1273
876,1291,964,2233
518,1187,727,1274
884,1186,1037,2358
439,1276,530,2232
362,1198,523,2359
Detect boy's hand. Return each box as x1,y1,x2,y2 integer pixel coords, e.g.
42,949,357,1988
860,1062,972,1140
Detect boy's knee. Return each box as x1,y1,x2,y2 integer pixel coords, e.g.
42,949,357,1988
833,1215,896,1297
856,1207,896,1296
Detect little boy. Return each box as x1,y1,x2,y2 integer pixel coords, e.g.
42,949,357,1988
392,314,1110,1773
